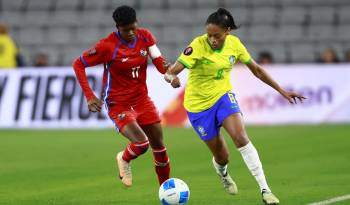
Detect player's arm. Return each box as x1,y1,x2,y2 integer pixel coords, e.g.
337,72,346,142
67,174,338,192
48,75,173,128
72,42,109,112
142,29,168,74
165,38,201,88
148,44,169,74
164,61,185,88
245,60,306,104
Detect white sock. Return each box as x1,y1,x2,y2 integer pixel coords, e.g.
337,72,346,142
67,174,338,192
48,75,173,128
238,142,271,192
212,157,228,177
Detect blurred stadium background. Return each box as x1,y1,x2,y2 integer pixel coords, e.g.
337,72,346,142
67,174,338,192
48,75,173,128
1,0,350,65
1,0,350,205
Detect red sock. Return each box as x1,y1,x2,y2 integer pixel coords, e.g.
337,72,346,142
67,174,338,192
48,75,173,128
122,140,149,162
153,146,170,185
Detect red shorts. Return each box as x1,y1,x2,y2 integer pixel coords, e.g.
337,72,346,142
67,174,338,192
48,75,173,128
107,98,161,132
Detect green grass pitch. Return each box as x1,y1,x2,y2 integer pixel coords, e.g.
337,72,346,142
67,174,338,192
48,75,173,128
1,124,350,205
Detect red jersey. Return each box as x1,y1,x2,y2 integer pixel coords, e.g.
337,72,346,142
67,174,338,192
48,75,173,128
73,28,165,106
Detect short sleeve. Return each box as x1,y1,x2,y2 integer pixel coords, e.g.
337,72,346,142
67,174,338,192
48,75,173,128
80,40,112,67
237,39,252,64
177,38,202,69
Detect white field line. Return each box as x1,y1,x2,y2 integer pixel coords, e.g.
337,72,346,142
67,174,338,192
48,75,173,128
307,194,350,205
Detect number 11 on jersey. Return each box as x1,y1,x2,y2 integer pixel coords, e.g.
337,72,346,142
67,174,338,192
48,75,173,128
132,66,140,78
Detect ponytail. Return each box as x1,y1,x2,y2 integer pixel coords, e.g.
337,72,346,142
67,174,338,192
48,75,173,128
206,8,239,30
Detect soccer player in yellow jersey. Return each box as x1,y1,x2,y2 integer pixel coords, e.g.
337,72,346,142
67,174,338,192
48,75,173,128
0,24,17,68
165,8,305,205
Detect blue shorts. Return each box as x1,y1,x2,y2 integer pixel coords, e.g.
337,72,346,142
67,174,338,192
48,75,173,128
187,92,241,141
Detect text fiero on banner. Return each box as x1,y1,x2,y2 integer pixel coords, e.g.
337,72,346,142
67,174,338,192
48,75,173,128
0,65,350,128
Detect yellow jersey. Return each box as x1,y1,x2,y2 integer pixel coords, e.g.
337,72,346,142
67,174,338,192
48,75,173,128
178,34,251,112
0,35,17,68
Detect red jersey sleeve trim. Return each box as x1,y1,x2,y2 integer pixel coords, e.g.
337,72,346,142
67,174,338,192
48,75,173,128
80,55,90,67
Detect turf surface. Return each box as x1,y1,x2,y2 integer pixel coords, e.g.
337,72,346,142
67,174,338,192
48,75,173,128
1,124,349,205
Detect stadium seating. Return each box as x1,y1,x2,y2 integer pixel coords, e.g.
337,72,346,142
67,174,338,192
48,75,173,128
0,0,349,65
54,0,80,10
289,43,316,62
276,25,304,43
279,7,307,25
251,7,278,25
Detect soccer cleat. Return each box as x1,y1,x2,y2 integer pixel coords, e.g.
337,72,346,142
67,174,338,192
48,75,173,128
116,151,132,187
220,173,238,195
262,189,280,205
212,158,238,195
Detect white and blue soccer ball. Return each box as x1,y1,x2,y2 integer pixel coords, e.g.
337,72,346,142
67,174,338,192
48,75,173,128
159,178,190,205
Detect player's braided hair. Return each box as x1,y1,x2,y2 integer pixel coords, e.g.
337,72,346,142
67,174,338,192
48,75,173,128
112,5,137,27
206,8,239,30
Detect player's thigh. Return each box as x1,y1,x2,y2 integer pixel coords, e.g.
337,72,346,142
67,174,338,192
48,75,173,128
222,113,250,148
136,99,161,127
141,123,164,149
121,121,148,142
204,133,230,163
108,105,147,142
187,108,219,141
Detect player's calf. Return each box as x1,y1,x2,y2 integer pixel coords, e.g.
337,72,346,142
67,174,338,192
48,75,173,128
152,146,170,185
122,140,150,162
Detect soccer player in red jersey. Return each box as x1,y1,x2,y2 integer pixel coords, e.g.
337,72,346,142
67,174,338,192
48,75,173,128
72,5,170,187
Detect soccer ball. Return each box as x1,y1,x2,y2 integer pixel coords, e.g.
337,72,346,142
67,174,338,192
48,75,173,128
159,178,190,205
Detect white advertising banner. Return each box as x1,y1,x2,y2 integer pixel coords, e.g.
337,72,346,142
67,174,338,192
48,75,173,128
230,64,350,124
0,67,184,128
0,65,349,128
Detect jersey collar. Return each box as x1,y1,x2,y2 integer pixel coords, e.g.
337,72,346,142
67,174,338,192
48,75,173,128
206,35,226,53
115,30,138,48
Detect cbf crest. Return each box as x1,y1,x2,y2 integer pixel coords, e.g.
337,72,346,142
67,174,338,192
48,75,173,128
197,126,207,136
229,55,236,65
140,49,148,57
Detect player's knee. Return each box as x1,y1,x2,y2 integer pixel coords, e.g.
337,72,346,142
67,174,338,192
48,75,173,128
233,130,249,148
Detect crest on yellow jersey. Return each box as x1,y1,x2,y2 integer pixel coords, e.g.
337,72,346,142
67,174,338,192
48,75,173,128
229,55,235,65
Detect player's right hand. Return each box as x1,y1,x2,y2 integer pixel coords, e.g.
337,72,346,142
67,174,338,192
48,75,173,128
163,61,171,72
171,76,181,88
87,97,103,112
281,90,306,104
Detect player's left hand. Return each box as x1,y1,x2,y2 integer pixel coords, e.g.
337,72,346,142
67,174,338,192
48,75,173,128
87,97,103,112
281,91,306,104
171,76,181,88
